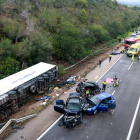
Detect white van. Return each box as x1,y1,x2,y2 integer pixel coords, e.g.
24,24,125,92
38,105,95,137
130,33,136,38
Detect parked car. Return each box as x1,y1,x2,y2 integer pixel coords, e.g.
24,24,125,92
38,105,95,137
76,81,100,96
54,92,83,128
82,92,114,115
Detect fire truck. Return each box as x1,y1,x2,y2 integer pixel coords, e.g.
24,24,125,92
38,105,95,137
124,37,140,50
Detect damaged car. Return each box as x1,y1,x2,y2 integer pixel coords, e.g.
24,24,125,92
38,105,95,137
54,92,83,128
76,81,100,96
82,92,114,115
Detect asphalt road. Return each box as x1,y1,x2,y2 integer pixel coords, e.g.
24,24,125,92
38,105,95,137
38,54,140,140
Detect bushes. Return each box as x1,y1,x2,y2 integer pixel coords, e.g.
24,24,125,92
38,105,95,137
75,0,88,8
0,57,20,79
57,64,66,76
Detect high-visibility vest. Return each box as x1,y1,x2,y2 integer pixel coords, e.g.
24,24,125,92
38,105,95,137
86,90,89,95
132,55,134,59
103,81,107,85
109,55,112,57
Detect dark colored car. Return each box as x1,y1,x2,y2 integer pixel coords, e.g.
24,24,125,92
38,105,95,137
54,93,83,128
76,81,100,96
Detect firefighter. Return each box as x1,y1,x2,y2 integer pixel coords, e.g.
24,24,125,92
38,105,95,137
102,80,107,91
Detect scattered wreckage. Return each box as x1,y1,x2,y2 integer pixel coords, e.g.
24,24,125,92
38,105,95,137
76,81,100,96
54,92,115,129
57,76,77,88
54,93,83,128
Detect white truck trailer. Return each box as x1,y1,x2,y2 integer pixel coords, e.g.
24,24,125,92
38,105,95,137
0,62,57,122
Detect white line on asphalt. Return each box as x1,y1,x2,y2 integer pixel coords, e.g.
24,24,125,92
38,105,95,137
36,115,63,140
126,97,140,140
36,54,125,140
96,54,125,82
112,90,115,95
95,76,98,80
128,62,133,70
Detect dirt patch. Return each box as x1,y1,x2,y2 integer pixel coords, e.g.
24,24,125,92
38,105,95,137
0,42,123,139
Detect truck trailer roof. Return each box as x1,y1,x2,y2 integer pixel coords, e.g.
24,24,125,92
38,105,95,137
0,62,56,96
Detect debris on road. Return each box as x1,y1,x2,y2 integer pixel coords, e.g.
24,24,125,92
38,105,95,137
35,96,52,101
21,136,26,140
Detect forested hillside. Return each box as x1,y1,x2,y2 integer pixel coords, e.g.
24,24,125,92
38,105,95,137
0,0,140,79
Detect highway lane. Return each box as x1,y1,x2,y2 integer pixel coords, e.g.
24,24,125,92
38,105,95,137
38,54,140,140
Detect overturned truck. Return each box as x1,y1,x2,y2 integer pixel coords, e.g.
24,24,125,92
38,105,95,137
0,62,57,122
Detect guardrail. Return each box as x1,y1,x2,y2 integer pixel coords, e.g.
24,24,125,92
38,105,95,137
64,42,118,71
16,113,37,123
0,113,37,134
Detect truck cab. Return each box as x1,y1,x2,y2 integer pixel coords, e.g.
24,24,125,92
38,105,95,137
127,43,140,56
124,38,140,50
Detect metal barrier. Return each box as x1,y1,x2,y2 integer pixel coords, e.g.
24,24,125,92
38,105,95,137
16,113,37,123
0,113,37,134
64,42,118,71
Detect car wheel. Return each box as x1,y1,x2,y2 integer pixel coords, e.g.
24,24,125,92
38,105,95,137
93,109,97,115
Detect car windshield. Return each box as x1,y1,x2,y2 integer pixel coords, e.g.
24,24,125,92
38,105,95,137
130,35,136,38
129,48,136,51
90,96,101,105
125,41,134,45
67,103,80,110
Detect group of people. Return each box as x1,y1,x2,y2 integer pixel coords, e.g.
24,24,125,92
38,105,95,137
102,75,118,92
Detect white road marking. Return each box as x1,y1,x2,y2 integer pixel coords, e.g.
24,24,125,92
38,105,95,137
112,90,115,95
96,54,125,82
36,115,63,140
128,62,133,70
126,97,140,140
95,76,98,80
36,54,125,139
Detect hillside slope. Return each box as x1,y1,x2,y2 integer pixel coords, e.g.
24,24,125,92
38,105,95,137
0,0,140,79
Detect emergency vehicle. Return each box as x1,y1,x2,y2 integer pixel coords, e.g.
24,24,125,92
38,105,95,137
124,37,140,50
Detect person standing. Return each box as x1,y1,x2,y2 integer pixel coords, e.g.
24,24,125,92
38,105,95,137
114,75,118,86
99,59,102,67
131,54,135,62
109,54,112,62
86,89,90,97
102,80,107,92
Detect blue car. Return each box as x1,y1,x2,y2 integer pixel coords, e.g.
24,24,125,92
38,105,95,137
82,92,114,115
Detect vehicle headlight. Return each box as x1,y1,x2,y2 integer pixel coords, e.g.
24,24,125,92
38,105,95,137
87,108,92,111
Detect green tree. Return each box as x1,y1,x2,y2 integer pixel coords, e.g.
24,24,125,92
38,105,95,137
0,57,20,79
79,9,87,23
0,39,13,58
75,0,88,8
29,32,54,63
1,18,25,42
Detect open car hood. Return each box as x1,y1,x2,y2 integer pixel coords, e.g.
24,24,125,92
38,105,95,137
65,109,79,115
